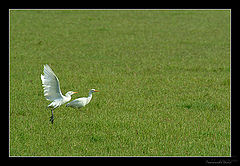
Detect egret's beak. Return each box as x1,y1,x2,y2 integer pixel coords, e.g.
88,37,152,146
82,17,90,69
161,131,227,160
94,90,99,92
73,92,78,94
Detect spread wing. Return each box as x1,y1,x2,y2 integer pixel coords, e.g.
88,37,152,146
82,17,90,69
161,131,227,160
41,64,63,101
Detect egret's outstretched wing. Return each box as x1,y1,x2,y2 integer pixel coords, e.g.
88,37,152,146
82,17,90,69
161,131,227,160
41,64,63,101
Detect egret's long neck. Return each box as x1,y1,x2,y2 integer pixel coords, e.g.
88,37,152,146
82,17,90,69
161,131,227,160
86,91,93,104
65,93,72,101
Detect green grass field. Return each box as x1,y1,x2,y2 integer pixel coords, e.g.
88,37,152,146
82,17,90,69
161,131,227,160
10,10,230,156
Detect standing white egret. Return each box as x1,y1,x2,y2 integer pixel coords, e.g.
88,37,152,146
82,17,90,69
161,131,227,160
41,64,77,124
66,89,99,108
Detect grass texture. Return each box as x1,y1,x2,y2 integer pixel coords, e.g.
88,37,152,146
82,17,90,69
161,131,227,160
10,10,230,156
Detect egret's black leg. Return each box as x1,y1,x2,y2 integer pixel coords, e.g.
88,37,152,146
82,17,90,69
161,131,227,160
50,109,54,124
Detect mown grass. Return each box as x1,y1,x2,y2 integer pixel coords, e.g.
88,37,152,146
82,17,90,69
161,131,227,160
10,10,230,156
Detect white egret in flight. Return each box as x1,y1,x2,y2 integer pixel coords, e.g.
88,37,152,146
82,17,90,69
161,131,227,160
66,89,99,108
41,64,77,124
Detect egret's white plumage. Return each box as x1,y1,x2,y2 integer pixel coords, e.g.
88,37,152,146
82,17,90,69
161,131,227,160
66,89,99,108
41,64,77,123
